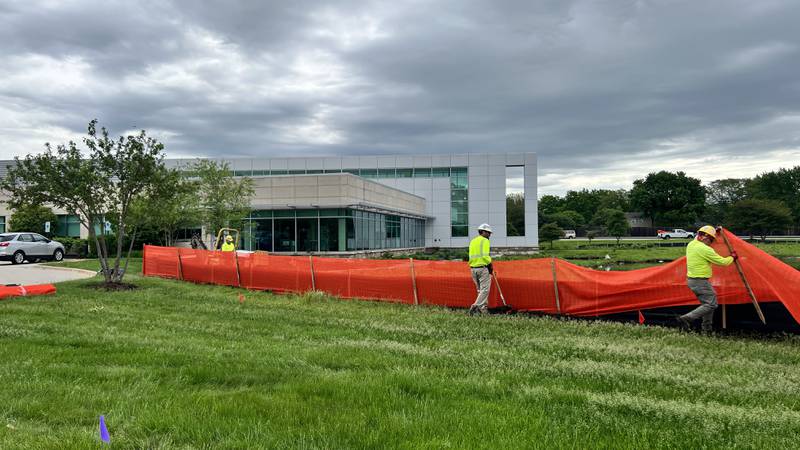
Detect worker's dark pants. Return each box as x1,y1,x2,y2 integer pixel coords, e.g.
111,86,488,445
684,278,718,331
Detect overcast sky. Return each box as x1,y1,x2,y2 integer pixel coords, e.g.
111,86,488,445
1,0,799,196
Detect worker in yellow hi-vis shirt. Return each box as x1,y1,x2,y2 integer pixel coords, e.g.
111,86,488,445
677,225,736,332
468,223,493,316
221,235,236,252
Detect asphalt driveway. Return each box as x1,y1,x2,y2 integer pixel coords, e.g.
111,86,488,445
0,262,95,285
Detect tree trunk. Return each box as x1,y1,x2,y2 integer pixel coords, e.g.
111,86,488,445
121,230,137,278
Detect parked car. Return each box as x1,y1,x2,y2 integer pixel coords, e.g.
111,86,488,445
563,230,577,239
0,233,66,264
657,229,695,240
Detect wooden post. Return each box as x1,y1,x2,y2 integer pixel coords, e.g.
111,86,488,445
551,257,561,314
722,304,727,329
719,228,766,324
233,250,242,288
176,248,184,281
309,255,316,291
410,258,419,306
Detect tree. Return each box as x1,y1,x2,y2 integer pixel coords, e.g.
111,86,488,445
549,210,585,230
506,193,525,236
725,199,793,240
586,229,601,243
538,194,563,215
193,159,254,247
630,171,705,227
9,204,57,237
749,166,800,230
604,208,630,245
704,178,750,224
128,168,200,247
1,120,167,285
539,222,564,249
560,189,630,225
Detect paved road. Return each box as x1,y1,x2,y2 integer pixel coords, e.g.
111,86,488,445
0,262,96,285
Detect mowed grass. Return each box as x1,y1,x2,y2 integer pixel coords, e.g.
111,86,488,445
2,275,800,448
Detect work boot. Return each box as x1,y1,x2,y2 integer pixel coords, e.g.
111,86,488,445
676,315,692,330
468,305,477,316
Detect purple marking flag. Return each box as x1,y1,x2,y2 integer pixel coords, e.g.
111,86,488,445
99,415,110,443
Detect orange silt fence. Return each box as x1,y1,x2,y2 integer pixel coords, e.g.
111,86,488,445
142,230,800,326
0,284,56,300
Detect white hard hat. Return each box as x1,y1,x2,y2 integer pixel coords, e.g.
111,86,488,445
477,223,493,233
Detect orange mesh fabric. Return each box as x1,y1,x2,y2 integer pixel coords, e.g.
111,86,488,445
0,284,56,300
313,258,415,304
142,230,800,325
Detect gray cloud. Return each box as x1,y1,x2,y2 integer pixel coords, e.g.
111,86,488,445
1,0,799,194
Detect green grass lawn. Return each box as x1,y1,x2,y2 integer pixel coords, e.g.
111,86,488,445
2,274,800,448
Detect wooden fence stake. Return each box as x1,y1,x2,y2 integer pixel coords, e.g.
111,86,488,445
309,255,316,291
410,258,419,306
551,257,561,314
719,228,766,324
177,248,184,281
234,250,242,288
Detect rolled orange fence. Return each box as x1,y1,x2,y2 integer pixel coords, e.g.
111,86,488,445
0,284,56,300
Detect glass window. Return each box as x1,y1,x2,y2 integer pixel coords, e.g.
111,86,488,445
396,168,413,178
432,167,450,177
250,210,273,219
306,169,323,174
324,169,342,173
452,225,468,237
271,170,288,175
288,169,306,175
56,214,81,237
0,216,5,233
343,169,359,175
296,209,318,217
413,167,431,177
451,189,468,202
360,169,378,179
318,209,339,217
18,234,34,242
251,219,273,251
378,168,396,178
297,218,318,252
233,170,252,176
273,210,295,218
252,170,269,176
33,234,49,242
274,219,295,252
320,218,342,251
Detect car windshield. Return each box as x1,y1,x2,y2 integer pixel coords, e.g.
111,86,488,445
0,234,16,242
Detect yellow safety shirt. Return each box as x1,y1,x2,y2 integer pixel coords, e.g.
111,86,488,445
468,235,492,268
221,242,235,252
686,239,733,278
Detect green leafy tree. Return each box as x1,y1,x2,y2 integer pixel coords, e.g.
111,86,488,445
538,194,563,215
549,210,585,230
560,189,630,225
704,178,751,224
539,222,564,249
604,208,630,245
128,168,200,247
1,120,166,285
193,160,254,248
725,199,793,240
586,229,602,243
506,193,525,236
9,204,57,237
749,167,800,229
630,171,705,227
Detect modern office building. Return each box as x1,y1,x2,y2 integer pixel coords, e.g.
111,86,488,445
166,152,538,252
1,152,538,252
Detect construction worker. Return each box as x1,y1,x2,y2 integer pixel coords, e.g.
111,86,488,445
677,225,737,332
468,223,493,315
221,235,236,252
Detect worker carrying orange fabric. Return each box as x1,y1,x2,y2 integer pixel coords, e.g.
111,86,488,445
677,225,736,332
468,223,493,316
221,235,236,252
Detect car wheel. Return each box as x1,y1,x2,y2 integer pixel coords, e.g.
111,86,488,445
12,251,25,265
664,235,671,240
53,249,64,262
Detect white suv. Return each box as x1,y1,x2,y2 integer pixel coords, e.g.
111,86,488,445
0,233,66,264
563,230,576,239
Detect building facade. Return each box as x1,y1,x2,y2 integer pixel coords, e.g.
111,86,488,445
167,152,539,251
